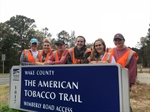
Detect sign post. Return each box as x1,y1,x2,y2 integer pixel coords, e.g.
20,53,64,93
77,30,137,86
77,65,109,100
2,54,6,74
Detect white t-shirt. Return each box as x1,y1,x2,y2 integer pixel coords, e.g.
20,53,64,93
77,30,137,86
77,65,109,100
30,49,38,59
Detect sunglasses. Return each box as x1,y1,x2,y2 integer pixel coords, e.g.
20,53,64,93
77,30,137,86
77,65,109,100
114,39,123,41
56,44,63,46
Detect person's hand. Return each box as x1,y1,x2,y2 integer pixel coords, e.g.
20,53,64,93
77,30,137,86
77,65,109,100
90,61,98,64
44,60,50,65
44,60,54,65
98,61,108,63
34,61,45,65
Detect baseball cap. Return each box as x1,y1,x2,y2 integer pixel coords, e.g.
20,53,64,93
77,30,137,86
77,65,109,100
114,33,125,40
55,40,65,45
30,38,38,44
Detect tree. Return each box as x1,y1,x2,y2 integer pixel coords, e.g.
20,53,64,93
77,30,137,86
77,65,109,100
51,38,56,50
137,23,150,67
0,22,19,72
57,30,76,48
68,31,76,48
0,15,38,72
0,15,55,72
6,15,36,50
41,27,52,39
34,28,52,49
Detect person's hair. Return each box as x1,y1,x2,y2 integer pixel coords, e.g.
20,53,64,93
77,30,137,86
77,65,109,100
76,36,86,44
90,38,106,61
43,38,51,45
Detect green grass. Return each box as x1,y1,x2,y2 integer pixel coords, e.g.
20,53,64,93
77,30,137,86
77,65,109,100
0,85,24,112
0,104,23,112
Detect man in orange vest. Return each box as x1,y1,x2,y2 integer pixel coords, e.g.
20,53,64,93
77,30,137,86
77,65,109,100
44,40,69,64
109,33,138,89
35,38,54,65
20,38,39,65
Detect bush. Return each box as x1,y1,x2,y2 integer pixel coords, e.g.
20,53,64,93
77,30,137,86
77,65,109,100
0,104,24,112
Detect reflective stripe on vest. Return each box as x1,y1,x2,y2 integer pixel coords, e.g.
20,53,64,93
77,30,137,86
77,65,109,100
38,49,54,62
102,53,112,63
38,50,43,62
53,51,59,61
109,48,138,67
108,48,113,55
69,47,91,64
110,48,134,67
69,48,76,63
23,50,35,62
125,50,134,66
107,53,111,62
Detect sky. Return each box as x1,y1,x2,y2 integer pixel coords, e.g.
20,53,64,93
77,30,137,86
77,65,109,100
0,0,150,48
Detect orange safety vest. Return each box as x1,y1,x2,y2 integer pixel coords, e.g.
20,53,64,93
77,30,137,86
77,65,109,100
52,51,59,61
69,47,92,64
38,49,54,62
101,52,112,63
133,51,139,61
52,50,69,61
23,49,36,62
109,48,138,68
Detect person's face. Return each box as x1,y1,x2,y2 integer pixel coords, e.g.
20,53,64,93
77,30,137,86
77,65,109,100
55,44,65,52
30,43,38,50
94,41,105,54
113,38,125,48
43,42,51,53
76,37,85,49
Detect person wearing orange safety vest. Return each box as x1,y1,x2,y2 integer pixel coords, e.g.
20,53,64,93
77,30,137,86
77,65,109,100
20,38,39,65
90,38,116,64
35,38,54,65
44,40,69,65
68,36,92,64
109,33,138,88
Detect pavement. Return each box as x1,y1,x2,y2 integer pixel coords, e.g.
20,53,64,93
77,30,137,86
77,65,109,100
137,73,150,84
0,73,150,85
0,76,10,85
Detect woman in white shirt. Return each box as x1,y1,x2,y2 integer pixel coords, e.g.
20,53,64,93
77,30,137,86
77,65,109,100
90,38,116,64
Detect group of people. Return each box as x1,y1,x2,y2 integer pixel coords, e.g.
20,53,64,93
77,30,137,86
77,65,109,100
20,33,138,89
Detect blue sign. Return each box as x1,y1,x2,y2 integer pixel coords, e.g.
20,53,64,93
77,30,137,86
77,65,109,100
20,65,121,112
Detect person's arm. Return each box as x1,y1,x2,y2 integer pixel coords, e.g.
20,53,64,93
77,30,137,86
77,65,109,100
44,53,55,65
53,50,69,64
20,51,35,65
35,59,44,65
35,56,44,65
90,61,99,64
128,55,137,87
